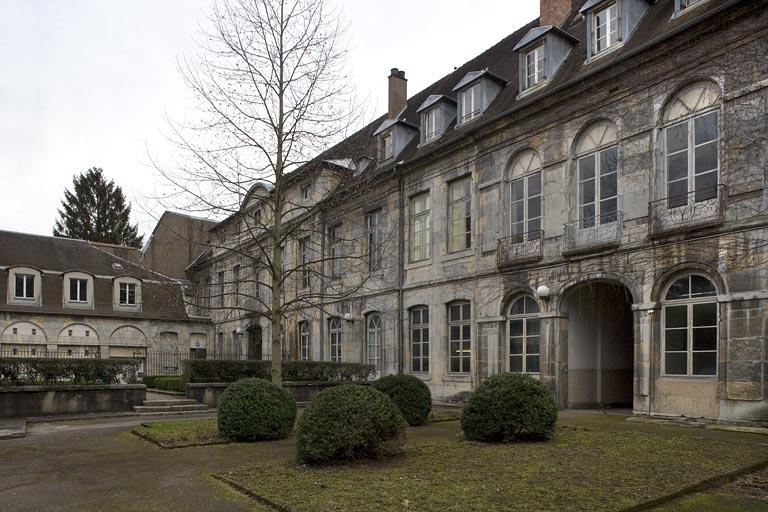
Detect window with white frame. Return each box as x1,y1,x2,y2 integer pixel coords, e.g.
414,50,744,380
663,82,721,208
410,193,431,262
507,296,541,373
14,273,35,299
509,150,542,242
218,271,225,306
329,317,342,363
576,122,619,228
233,265,240,306
366,313,382,370
379,132,393,161
448,177,472,253
460,83,481,123
299,321,311,361
448,301,471,373
663,274,718,376
299,237,311,288
69,278,88,302
119,282,137,305
524,44,545,90
423,108,439,142
678,0,704,14
300,184,311,201
366,209,383,271
329,224,343,278
410,306,429,373
593,2,619,54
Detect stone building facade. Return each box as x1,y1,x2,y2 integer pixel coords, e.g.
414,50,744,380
189,0,768,424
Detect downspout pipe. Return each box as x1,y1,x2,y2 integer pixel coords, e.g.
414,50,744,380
396,161,406,374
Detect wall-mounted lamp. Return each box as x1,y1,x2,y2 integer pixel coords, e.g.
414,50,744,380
235,327,243,335
343,312,354,323
535,285,551,300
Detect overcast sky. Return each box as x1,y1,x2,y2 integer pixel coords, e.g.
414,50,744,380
0,0,539,240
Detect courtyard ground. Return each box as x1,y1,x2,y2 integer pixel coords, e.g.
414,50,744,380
0,410,766,511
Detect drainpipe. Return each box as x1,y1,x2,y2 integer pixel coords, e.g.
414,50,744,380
396,162,405,374
319,212,326,361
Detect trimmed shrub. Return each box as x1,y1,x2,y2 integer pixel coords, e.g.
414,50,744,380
184,359,375,384
296,384,406,464
461,373,557,442
218,378,297,441
143,376,184,393
0,357,139,387
372,374,432,426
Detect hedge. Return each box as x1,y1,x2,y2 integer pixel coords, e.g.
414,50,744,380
0,358,139,387
372,374,432,426
143,376,185,393
183,360,375,383
218,378,297,441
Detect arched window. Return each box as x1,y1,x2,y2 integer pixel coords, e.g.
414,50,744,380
329,317,342,363
410,306,429,373
662,274,718,376
366,313,382,370
448,301,471,373
575,121,618,228
662,81,721,207
507,296,541,373
299,321,311,361
509,150,542,242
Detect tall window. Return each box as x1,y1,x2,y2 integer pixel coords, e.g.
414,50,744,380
524,44,545,90
119,282,136,305
299,321,311,361
299,237,311,288
379,132,393,161
329,225,343,278
233,265,240,306
366,209,383,270
448,177,472,253
663,82,721,208
410,193,431,261
366,313,382,369
15,274,34,299
663,274,718,376
593,2,619,54
576,122,618,228
410,306,429,373
423,108,439,142
461,83,481,123
509,150,542,242
69,278,88,302
218,271,225,306
507,296,541,373
329,317,342,363
448,301,471,373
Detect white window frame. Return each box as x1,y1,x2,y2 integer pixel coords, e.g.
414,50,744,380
119,282,137,305
69,278,88,303
410,306,429,373
506,297,541,374
592,2,619,55
366,313,382,370
329,224,343,278
410,193,431,262
448,177,472,253
423,108,439,142
509,151,542,242
14,273,35,299
577,144,618,228
379,132,393,161
448,301,471,374
460,84,481,124
524,44,546,90
299,237,311,289
366,209,383,271
299,322,311,361
329,317,342,363
662,274,718,377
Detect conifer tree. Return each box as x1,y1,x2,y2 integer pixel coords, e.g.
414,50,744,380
53,167,144,248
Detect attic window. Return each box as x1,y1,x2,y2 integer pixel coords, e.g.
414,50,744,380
112,263,124,270
524,45,546,90
423,109,439,143
460,84,481,123
679,0,704,11
379,132,393,161
301,184,311,200
593,2,619,54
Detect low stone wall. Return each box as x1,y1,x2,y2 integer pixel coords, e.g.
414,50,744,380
187,381,350,407
0,384,146,418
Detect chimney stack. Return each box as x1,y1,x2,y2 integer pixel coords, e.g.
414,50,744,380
540,0,571,27
388,68,407,119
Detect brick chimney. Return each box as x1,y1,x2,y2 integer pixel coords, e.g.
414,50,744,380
540,0,571,27
388,68,407,119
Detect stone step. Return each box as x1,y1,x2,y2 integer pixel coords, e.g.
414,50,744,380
142,399,198,407
133,404,212,413
135,409,217,417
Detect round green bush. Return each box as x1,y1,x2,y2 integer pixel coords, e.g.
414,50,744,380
296,384,407,464
461,373,557,442
217,378,297,441
372,374,432,426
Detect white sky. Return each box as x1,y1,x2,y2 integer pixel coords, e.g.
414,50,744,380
0,0,539,239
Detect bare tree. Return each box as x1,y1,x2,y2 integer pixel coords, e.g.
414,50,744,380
152,0,392,385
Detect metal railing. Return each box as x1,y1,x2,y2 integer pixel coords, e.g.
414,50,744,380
649,185,725,237
496,230,543,267
563,211,622,255
0,347,102,359
144,350,270,377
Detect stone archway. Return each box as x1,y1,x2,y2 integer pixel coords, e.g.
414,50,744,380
562,281,634,408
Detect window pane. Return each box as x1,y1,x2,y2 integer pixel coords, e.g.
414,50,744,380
450,305,460,321
694,173,717,200
665,353,687,375
510,355,523,372
462,303,470,319
412,341,420,357
579,156,595,180
691,275,716,297
510,336,523,355
580,180,596,204
668,181,688,207
692,352,717,375
527,319,540,335
15,276,24,297
422,309,429,323
667,123,688,153
509,319,523,337
694,112,718,144
666,277,690,300
693,302,717,326
694,142,718,174
667,153,688,182
528,173,541,196
665,329,686,352
600,199,617,222
693,327,717,351
525,336,540,355
462,324,470,340
526,355,540,373
450,325,460,340
600,174,617,200
666,305,687,328
511,180,524,201
450,357,460,373
600,147,618,175
70,280,78,301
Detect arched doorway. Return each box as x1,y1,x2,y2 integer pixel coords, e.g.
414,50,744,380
246,325,263,360
563,281,634,408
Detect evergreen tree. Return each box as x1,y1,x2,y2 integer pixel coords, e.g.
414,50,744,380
53,167,144,248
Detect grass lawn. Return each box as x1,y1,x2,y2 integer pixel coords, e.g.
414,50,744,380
654,466,768,512
133,418,227,448
213,413,768,512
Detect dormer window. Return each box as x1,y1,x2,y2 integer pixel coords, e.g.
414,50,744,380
417,94,456,145
423,109,438,143
677,0,704,14
460,84,481,124
593,2,618,54
379,132,393,161
524,45,546,90
119,282,136,305
70,278,88,302
15,274,34,299
301,184,311,201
